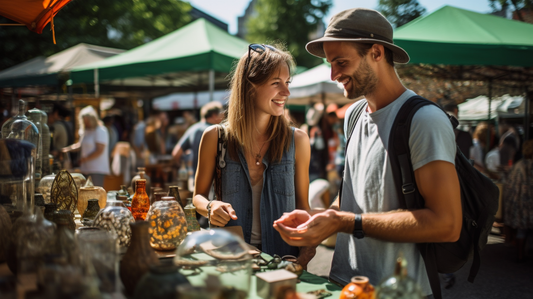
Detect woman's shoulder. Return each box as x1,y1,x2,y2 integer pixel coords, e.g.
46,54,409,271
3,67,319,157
293,127,310,147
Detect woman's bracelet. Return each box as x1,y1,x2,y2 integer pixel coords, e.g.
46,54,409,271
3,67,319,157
206,201,213,228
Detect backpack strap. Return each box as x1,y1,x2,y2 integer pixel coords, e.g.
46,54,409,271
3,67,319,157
338,100,367,205
388,95,446,299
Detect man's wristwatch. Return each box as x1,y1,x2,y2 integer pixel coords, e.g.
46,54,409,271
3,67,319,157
353,214,365,239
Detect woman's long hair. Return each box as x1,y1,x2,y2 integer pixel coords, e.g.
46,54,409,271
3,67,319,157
225,43,295,162
78,105,103,136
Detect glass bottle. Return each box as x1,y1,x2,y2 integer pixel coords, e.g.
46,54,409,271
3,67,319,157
38,109,51,177
132,179,150,221
183,198,200,232
168,185,185,208
375,254,424,299
1,99,26,139
26,108,43,181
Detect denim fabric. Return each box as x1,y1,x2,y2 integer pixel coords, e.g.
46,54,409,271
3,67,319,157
221,128,299,257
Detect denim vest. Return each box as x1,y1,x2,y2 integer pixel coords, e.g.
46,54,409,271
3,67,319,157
221,128,299,257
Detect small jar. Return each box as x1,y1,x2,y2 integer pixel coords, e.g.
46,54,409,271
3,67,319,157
183,198,200,232
93,200,135,248
340,276,375,299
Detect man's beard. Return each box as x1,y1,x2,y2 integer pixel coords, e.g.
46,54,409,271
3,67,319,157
344,57,378,99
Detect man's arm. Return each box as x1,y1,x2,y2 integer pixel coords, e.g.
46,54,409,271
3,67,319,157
275,160,462,246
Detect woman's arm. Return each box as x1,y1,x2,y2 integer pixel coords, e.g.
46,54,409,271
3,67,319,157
193,126,237,227
61,142,81,153
293,128,311,211
293,128,315,268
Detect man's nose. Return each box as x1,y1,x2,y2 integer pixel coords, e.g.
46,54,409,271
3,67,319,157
331,67,340,82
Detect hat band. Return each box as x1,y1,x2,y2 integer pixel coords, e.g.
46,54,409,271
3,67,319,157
325,28,393,44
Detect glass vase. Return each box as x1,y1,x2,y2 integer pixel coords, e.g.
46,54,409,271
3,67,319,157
146,197,188,250
93,200,135,248
183,198,200,232
376,254,424,299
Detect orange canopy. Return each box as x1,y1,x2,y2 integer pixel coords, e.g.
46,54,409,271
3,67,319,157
0,0,71,34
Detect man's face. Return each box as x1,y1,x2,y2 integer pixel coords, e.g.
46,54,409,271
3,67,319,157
324,41,378,99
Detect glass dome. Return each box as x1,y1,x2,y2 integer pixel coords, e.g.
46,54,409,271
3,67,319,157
174,229,252,298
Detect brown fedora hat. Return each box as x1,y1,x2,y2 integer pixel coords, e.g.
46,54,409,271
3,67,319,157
306,8,409,64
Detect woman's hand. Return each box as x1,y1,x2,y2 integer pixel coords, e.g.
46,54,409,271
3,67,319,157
209,201,238,227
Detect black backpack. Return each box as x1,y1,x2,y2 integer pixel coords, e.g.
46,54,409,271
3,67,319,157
344,96,499,299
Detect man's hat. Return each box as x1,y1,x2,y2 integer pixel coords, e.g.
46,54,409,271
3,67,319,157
306,8,409,64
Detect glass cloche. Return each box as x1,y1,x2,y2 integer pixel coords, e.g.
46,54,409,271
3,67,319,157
174,229,252,298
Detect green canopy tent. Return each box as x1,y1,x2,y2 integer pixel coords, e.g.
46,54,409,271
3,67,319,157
69,18,249,100
393,5,533,139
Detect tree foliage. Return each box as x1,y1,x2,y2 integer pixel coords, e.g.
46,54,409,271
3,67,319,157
377,0,426,28
488,0,533,21
246,0,332,69
0,0,192,71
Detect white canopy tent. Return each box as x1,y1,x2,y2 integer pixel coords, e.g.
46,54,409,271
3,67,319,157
288,63,350,106
458,94,524,121
152,90,229,111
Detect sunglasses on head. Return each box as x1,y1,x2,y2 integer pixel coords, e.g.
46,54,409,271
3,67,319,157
244,44,278,75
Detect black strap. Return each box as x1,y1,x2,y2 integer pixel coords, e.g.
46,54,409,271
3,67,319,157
338,100,367,205
389,95,458,299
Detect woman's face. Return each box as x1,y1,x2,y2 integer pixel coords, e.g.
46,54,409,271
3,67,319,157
83,115,94,129
253,62,291,118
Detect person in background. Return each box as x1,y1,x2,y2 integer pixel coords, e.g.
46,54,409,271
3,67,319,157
48,103,74,160
503,139,533,263
62,106,110,187
103,115,119,157
193,43,315,266
470,122,490,173
498,122,520,166
443,103,473,157
172,101,223,183
131,117,146,167
274,9,461,298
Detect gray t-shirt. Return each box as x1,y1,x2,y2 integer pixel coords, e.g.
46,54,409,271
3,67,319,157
177,121,211,174
330,90,456,296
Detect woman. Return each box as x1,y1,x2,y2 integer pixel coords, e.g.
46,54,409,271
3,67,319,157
503,139,533,262
62,105,110,187
193,44,313,265
470,122,490,173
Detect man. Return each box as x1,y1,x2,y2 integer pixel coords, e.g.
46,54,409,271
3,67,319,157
48,103,74,160
172,101,223,182
273,8,461,298
444,103,473,157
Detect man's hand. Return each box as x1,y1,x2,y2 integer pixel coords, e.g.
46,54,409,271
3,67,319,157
209,201,238,227
273,209,348,247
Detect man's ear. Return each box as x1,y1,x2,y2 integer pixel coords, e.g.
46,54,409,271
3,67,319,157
370,44,384,61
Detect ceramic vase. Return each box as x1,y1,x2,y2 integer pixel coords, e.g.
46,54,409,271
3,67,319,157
82,199,101,222
0,205,12,263
93,201,135,248
133,263,190,299
78,185,107,216
120,221,159,296
132,179,150,221
183,198,200,232
53,210,76,233
43,203,58,223
146,197,188,251
340,276,375,299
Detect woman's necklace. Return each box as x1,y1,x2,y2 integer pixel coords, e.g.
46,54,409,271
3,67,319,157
255,141,267,166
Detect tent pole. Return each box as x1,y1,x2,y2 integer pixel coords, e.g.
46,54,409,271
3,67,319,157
525,88,531,140
94,68,100,98
209,70,215,102
486,79,493,154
